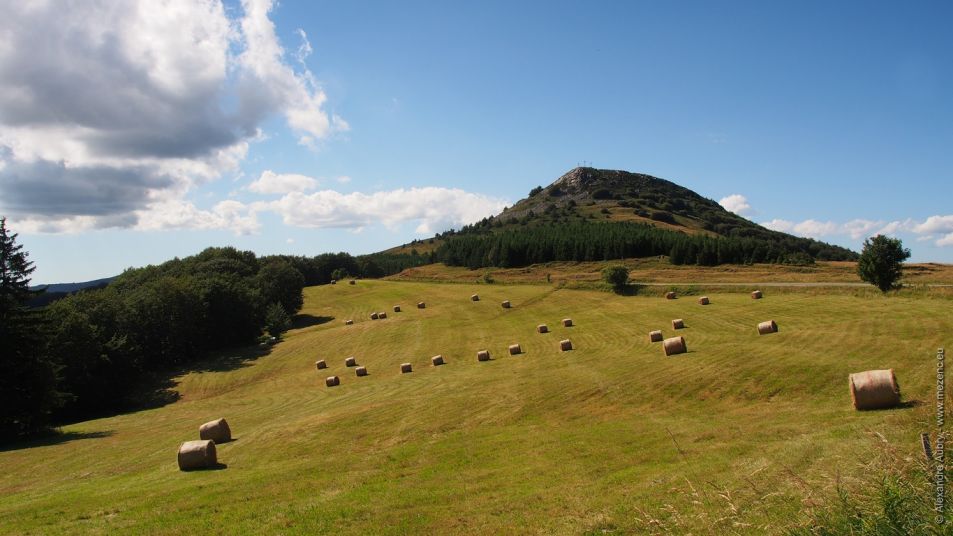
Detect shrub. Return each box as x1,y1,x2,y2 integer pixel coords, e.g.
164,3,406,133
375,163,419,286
602,265,629,293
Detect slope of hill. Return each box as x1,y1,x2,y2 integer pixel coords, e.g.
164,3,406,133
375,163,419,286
0,280,942,534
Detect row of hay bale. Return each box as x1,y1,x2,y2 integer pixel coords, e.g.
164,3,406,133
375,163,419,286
177,418,231,471
665,290,764,300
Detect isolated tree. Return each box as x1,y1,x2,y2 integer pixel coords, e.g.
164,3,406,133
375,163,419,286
858,235,911,293
0,217,60,439
602,265,629,293
264,302,291,338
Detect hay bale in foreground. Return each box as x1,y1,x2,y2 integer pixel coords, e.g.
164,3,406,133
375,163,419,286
431,355,445,366
672,319,685,330
751,290,763,299
559,339,573,351
345,356,357,367
356,366,368,377
501,300,511,309
477,350,490,362
400,363,412,373
471,294,479,301
370,312,379,320
663,336,686,356
417,302,426,309
315,360,327,370
326,375,340,387
393,305,401,313
849,369,900,410
537,324,549,334
199,418,231,443
562,318,573,327
665,291,676,300
698,296,710,305
757,320,778,335
345,319,353,325
178,440,217,471
508,343,522,355
649,330,663,343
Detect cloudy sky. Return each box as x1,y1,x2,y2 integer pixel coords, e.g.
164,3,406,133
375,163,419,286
2,0,951,282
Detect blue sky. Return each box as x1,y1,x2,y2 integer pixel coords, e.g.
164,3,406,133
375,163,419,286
1,1,950,283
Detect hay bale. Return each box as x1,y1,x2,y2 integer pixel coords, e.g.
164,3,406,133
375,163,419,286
356,366,368,377
698,296,710,305
477,350,490,362
537,324,549,334
649,330,663,343
417,302,426,309
471,294,480,301
349,280,356,285
393,305,401,313
663,336,686,356
315,360,327,370
331,280,337,285
559,339,573,351
672,319,685,330
199,418,231,443
508,343,522,355
370,312,379,320
177,440,217,471
326,375,340,387
757,320,778,335
501,300,511,309
345,319,353,325
562,318,573,327
665,291,676,300
849,369,900,410
378,312,387,319
345,356,357,367
431,355,445,366
751,290,763,299
400,363,413,373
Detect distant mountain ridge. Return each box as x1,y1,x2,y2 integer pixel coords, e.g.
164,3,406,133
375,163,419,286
31,277,116,294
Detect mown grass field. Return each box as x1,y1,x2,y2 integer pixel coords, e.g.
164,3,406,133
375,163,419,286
0,280,949,534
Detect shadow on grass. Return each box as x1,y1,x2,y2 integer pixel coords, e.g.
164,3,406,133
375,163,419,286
0,429,114,453
186,343,274,374
182,462,228,471
291,314,334,330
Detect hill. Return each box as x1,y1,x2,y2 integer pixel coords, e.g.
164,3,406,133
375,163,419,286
0,280,943,533
386,167,857,268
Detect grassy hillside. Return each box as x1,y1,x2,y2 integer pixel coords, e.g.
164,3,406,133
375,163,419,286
0,281,948,534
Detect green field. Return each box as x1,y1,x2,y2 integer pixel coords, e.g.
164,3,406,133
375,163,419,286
0,281,948,534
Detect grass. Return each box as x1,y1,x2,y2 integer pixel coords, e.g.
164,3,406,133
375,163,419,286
0,280,950,534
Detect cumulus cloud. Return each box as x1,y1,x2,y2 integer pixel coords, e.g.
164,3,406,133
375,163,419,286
336,175,352,184
0,0,340,232
718,194,752,216
760,216,953,246
247,170,319,194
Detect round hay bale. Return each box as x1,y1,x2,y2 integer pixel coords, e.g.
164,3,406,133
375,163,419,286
326,375,340,387
559,339,573,351
672,319,685,330
663,336,686,356
757,320,778,335
431,355,445,366
698,296,710,305
562,318,573,327
331,280,337,285
649,330,663,343
393,305,401,313
471,294,480,301
509,343,522,355
537,324,549,334
345,356,357,367
665,291,676,300
349,280,356,285
378,312,387,319
345,319,353,325
849,369,900,410
477,350,490,362
417,302,426,309
370,312,379,320
177,440,217,471
315,359,327,370
356,366,368,377
751,290,763,299
400,363,413,373
199,418,231,443
501,300,511,309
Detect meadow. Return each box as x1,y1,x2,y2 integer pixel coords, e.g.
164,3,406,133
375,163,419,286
0,280,948,534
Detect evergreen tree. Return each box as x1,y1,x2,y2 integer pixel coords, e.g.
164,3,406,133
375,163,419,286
858,235,911,293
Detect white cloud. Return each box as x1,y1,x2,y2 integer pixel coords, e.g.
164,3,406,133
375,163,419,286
336,175,352,184
718,194,752,216
760,215,953,247
762,219,794,233
247,170,319,194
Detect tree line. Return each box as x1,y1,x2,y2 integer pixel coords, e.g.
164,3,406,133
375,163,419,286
434,221,857,269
